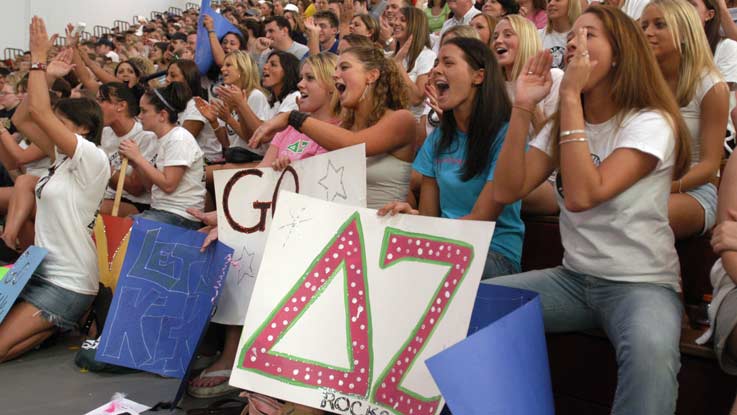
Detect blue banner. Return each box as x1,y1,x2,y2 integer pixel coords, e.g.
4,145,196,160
194,0,244,75
426,284,554,415
0,246,48,324
96,218,233,379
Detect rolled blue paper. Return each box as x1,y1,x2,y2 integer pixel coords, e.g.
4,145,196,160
194,0,245,74
96,218,233,379
426,284,554,415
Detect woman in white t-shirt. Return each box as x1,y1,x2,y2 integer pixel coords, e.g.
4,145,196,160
493,14,564,215
0,18,110,362
642,0,729,239
691,0,737,148
119,83,206,230
392,6,436,122
166,60,227,165
539,0,581,69
488,6,691,413
97,82,158,217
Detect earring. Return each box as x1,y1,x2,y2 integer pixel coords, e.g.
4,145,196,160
359,82,372,102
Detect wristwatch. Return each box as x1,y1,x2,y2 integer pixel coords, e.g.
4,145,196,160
30,62,47,71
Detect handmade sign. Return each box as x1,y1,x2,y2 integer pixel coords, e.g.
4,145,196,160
96,218,233,378
0,246,48,324
230,192,494,415
212,144,366,325
426,284,553,415
93,215,133,291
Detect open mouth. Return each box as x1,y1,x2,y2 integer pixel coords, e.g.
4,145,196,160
495,47,508,58
435,80,449,98
335,82,347,95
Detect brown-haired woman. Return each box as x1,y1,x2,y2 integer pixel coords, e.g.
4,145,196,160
251,46,416,209
489,5,690,413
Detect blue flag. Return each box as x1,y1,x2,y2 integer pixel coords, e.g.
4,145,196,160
194,0,244,75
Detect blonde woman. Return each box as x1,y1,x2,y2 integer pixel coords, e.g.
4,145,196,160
642,0,729,239
493,14,563,214
540,0,581,68
196,51,271,187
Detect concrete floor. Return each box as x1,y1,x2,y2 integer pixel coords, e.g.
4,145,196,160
0,335,242,414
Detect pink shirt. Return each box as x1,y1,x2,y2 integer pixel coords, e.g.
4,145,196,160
271,125,329,161
528,9,548,30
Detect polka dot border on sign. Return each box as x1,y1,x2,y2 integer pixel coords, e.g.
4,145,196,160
239,214,372,398
374,229,473,415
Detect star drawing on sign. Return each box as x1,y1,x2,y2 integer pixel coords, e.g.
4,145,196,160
317,160,347,201
233,245,257,284
278,208,312,247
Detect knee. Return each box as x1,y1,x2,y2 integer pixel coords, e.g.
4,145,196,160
617,324,681,374
14,174,38,189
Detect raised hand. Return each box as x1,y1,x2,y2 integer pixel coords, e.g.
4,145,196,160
211,99,231,121
203,15,215,32
29,16,57,60
394,35,413,63
514,50,553,109
65,23,79,47
559,27,597,97
194,96,218,124
216,84,246,108
47,48,75,79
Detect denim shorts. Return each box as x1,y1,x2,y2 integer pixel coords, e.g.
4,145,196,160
686,182,717,235
135,208,203,230
20,276,96,331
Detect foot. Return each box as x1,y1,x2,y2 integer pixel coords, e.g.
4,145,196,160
189,357,232,388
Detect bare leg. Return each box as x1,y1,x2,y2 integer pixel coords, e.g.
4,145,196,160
190,324,242,388
3,175,38,250
0,187,15,216
668,193,706,240
0,301,57,363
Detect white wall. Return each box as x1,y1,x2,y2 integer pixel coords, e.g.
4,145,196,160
1,0,191,52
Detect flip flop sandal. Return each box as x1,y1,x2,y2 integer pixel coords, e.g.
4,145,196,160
186,398,248,415
187,369,240,399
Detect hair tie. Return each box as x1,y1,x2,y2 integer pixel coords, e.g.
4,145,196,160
153,88,177,113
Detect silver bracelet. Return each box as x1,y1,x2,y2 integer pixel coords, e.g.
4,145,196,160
559,129,586,139
559,137,588,145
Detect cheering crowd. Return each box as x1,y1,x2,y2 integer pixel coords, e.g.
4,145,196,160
0,0,736,413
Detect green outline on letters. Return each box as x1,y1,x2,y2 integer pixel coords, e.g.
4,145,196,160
371,227,475,413
238,212,374,396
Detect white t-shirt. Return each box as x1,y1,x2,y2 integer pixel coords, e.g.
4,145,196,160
404,47,437,120
101,122,158,204
150,126,206,221
180,98,221,163
530,110,680,290
715,39,737,141
223,89,272,155
588,0,648,19
680,70,725,165
539,29,568,69
18,139,51,177
35,135,111,295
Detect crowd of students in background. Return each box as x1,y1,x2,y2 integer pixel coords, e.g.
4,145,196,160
0,0,736,413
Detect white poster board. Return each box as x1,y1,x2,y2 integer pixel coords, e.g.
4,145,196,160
212,145,367,324
230,192,494,415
